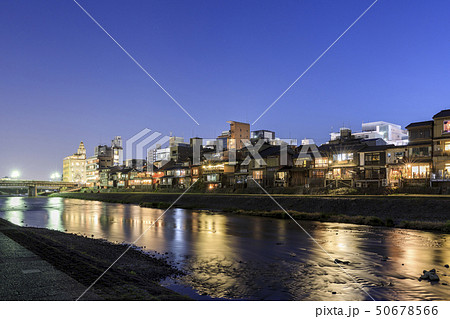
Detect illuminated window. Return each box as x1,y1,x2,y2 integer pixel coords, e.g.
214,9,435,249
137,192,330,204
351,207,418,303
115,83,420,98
315,158,328,168
206,174,219,182
444,121,450,133
253,170,263,180
365,153,381,165
445,142,450,151
409,165,429,179
276,172,287,180
295,159,307,167
395,152,404,159
333,168,341,177
445,164,450,173
332,153,353,162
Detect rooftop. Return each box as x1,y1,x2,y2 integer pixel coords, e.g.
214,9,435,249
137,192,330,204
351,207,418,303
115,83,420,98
432,109,450,119
405,120,434,129
359,144,394,152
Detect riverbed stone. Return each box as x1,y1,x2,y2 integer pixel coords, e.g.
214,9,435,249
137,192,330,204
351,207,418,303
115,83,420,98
420,269,440,282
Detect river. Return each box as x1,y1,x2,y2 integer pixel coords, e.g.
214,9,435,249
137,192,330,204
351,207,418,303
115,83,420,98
1,196,449,301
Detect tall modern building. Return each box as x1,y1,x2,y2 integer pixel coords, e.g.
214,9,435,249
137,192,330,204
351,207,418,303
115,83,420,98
111,136,123,167
217,121,250,150
86,144,114,187
147,136,190,170
62,142,87,183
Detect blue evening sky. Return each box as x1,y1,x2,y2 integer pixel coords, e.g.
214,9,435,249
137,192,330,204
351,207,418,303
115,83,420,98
1,0,450,179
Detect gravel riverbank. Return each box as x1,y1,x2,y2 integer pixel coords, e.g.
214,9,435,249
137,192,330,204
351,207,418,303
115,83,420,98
0,218,190,300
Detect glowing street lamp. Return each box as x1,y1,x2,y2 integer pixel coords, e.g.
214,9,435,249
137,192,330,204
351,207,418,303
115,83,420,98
11,170,20,179
50,172,61,181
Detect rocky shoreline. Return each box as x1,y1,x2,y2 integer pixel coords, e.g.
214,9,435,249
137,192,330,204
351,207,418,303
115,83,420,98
0,218,190,300
53,192,450,232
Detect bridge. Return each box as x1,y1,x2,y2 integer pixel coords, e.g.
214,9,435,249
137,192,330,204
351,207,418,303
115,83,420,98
0,180,79,196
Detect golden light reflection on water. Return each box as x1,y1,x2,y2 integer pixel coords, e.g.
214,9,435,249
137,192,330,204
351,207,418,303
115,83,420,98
1,197,450,300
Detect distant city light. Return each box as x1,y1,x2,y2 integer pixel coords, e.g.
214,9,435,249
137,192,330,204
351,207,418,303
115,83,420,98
11,170,20,179
50,172,61,180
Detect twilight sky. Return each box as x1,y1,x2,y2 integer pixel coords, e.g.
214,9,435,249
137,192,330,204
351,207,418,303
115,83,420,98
1,0,450,179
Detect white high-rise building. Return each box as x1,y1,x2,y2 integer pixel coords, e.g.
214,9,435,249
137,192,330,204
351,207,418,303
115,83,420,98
330,121,408,146
111,136,123,166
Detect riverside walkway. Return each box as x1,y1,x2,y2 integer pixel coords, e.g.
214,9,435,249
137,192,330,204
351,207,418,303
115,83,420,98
0,232,101,300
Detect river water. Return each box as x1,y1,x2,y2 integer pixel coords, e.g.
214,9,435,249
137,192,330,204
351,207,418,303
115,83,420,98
1,196,449,301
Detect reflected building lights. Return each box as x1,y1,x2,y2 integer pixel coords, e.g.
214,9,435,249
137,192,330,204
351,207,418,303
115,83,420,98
2,197,450,300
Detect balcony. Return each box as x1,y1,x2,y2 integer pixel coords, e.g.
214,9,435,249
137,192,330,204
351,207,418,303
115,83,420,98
433,150,450,157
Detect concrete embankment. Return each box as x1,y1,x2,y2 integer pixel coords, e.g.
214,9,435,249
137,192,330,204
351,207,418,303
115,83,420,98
0,218,189,301
53,192,450,231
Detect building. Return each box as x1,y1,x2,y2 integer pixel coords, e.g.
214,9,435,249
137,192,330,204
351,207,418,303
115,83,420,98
85,144,114,187
72,109,450,192
321,128,378,188
432,110,450,182
123,159,146,171
404,120,433,185
169,137,192,162
385,145,408,186
158,161,192,188
218,121,250,150
301,138,315,145
147,136,188,169
111,136,123,167
251,130,275,141
62,142,86,184
330,121,408,146
356,145,390,187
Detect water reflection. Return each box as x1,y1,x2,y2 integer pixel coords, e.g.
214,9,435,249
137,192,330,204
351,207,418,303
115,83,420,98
0,197,450,300
46,197,64,230
3,197,25,226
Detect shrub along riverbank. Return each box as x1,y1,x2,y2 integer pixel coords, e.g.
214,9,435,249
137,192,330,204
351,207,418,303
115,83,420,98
52,192,450,233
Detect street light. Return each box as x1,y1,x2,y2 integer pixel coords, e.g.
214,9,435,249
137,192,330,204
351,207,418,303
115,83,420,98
11,170,20,179
50,172,61,181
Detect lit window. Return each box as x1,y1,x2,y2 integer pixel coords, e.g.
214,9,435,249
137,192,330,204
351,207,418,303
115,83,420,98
276,172,287,180
445,142,450,151
365,153,380,164
315,158,328,168
444,121,450,133
333,153,353,162
253,170,263,180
